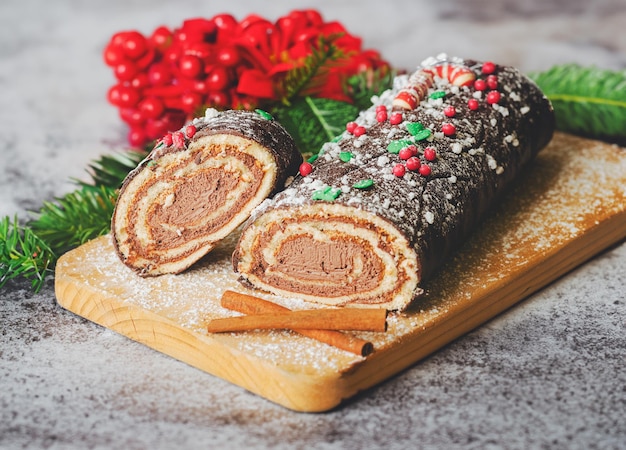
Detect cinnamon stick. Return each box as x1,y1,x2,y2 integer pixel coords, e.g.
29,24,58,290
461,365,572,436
215,290,381,356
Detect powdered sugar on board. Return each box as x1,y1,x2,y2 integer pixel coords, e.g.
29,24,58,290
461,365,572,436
55,132,626,378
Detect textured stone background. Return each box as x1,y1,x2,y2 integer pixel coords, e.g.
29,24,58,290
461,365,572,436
1,0,625,449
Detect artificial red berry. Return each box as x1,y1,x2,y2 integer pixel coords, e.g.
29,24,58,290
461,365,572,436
117,86,141,108
444,106,456,118
486,90,501,104
148,63,173,86
130,73,150,90
442,123,456,136
406,156,421,171
474,79,486,91
119,108,145,126
482,61,496,75
299,161,313,176
181,92,203,113
206,90,230,109
121,31,148,60
346,121,358,133
217,47,241,67
353,126,367,137
128,127,147,147
468,98,480,110
172,131,186,148
106,85,123,106
185,125,197,139
399,147,415,160
375,105,387,113
206,66,230,91
390,112,403,125
179,54,204,79
486,75,498,90
103,44,126,67
424,147,437,161
419,164,431,176
114,60,139,81
376,111,388,122
150,26,173,51
392,163,406,177
139,97,165,119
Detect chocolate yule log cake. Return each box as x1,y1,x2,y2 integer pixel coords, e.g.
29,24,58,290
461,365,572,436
112,109,302,276
233,55,555,310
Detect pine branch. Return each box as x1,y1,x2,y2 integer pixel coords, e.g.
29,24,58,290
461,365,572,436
77,148,148,190
280,35,345,104
273,96,359,156
29,185,118,256
529,64,626,145
345,66,396,111
0,216,55,292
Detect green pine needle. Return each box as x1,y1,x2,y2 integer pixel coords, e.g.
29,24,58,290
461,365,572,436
530,64,626,144
274,96,360,156
29,185,118,256
78,149,148,190
0,216,55,292
281,35,345,104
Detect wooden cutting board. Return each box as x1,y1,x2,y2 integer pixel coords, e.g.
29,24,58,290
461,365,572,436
55,132,626,412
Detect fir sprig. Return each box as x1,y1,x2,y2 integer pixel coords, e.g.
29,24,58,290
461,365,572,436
29,185,118,256
280,35,345,104
530,64,626,145
0,216,55,292
77,150,148,191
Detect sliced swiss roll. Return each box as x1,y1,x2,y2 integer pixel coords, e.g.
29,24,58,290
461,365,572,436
112,109,302,276
233,55,555,310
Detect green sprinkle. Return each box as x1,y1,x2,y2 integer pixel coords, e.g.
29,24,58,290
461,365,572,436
331,134,343,143
312,186,342,202
406,122,425,136
429,91,446,99
307,154,319,163
413,128,432,141
339,151,353,162
387,139,414,154
146,160,157,167
255,109,274,120
353,179,374,189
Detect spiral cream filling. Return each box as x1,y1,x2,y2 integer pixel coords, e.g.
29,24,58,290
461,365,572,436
235,203,420,309
113,134,278,275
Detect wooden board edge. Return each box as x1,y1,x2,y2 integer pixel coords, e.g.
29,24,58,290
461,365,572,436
54,269,362,412
326,209,626,406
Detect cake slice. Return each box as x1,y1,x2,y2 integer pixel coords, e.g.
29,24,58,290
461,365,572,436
233,56,555,310
112,109,302,276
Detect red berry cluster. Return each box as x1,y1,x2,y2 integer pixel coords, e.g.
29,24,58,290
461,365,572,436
104,10,391,147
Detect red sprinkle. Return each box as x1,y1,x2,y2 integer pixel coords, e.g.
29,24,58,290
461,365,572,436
389,112,403,125
486,90,501,104
376,111,388,123
299,161,313,176
172,131,185,148
399,146,415,160
162,133,173,146
442,123,456,136
468,98,480,111
486,75,498,90
346,121,358,134
406,156,421,171
474,79,486,91
392,163,406,177
424,147,437,161
353,125,367,137
482,61,496,75
185,124,197,138
443,106,456,118
419,164,432,176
